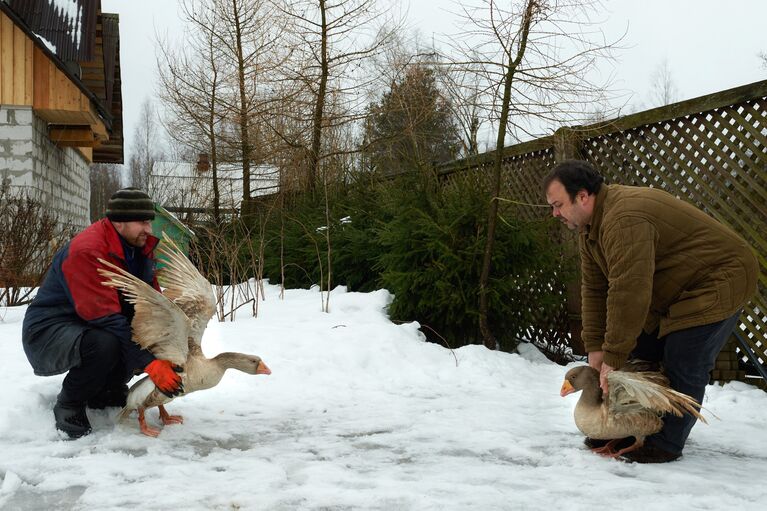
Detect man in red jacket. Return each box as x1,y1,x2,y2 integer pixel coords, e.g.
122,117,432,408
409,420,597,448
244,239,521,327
22,188,184,439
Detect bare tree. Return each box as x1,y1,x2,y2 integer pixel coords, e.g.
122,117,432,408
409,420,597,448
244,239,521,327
157,1,225,224
649,58,679,107
452,0,619,349
441,59,485,157
129,98,164,191
277,0,397,193
183,0,288,215
158,0,289,222
259,0,399,311
759,51,767,69
89,163,122,222
0,184,74,307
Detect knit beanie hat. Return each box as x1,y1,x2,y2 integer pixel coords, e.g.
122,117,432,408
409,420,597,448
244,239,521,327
106,187,155,222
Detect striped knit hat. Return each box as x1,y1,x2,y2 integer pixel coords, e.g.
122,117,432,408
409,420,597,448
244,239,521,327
106,188,155,222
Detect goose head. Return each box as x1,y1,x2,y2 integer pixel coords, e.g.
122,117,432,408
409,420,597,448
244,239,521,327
560,366,600,398
214,353,272,375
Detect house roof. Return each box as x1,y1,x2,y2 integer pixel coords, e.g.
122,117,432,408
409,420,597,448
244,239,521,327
6,0,98,62
150,161,280,213
0,0,124,163
90,12,123,163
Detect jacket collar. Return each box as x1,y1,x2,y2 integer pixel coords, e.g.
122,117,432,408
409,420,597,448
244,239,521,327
584,184,609,241
102,218,159,260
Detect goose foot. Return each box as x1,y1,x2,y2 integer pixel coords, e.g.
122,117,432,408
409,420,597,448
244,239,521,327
593,437,643,458
138,408,160,437
159,405,184,425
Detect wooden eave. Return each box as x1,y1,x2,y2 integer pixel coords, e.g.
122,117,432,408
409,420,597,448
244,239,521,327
90,12,123,164
0,3,121,162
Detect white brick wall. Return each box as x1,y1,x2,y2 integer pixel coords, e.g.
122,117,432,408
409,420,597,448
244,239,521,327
1,105,90,230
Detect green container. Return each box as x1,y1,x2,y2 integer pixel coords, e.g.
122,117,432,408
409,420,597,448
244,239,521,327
151,204,195,269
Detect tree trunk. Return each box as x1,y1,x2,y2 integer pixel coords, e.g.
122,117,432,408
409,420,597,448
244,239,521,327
478,0,536,350
232,0,252,214
308,0,329,195
209,42,221,226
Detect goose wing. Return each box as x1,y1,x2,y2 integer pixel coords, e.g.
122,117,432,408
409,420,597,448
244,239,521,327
97,259,190,366
156,233,216,347
607,370,707,423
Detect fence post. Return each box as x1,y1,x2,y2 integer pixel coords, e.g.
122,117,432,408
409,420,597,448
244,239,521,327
553,127,585,355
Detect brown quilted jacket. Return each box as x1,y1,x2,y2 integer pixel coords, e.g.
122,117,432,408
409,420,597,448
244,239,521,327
580,184,759,369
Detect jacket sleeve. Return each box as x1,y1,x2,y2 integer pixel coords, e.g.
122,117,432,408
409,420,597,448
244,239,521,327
580,238,608,354
61,247,155,371
600,215,657,368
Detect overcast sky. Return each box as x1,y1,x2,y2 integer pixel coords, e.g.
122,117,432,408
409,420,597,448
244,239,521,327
101,0,767,166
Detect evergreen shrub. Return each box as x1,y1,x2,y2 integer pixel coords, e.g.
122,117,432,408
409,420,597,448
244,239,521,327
259,178,388,292
256,172,573,352
376,173,570,351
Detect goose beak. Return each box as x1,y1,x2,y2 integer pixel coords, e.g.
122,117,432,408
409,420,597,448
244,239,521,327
560,380,575,397
257,361,271,375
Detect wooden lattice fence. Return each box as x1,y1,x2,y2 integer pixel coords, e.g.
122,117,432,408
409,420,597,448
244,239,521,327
437,79,767,386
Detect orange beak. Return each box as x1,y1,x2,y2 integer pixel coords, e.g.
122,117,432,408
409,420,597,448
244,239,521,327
257,361,272,375
560,380,575,397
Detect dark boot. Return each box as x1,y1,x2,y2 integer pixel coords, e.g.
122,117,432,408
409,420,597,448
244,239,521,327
621,444,681,463
87,384,129,409
54,399,92,439
583,436,634,450
584,437,609,449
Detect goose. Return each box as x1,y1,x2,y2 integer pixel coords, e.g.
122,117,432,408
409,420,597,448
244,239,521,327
560,365,707,458
97,234,271,437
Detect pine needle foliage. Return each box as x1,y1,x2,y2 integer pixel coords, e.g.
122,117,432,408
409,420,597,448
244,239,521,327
257,171,572,352
260,178,390,293
376,172,568,350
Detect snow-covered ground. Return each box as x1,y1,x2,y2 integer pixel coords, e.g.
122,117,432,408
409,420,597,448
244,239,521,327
1,284,766,510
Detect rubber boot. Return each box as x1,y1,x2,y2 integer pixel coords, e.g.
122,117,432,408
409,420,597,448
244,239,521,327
54,392,92,439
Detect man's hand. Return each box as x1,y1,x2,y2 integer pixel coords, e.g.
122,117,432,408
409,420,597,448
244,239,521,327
145,359,184,397
599,362,614,396
588,350,604,371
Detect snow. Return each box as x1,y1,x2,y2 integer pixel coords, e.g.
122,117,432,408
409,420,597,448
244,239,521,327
50,0,82,50
1,283,767,510
150,161,279,212
33,33,57,54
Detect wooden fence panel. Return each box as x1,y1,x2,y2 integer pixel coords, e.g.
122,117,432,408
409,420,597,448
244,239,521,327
438,79,767,384
581,95,767,383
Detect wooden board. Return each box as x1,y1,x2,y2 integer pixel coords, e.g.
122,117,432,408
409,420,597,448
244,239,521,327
0,11,33,105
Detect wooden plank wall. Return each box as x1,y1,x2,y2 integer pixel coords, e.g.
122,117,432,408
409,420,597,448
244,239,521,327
2,10,101,127
0,10,33,105
32,44,93,124
2,9,104,162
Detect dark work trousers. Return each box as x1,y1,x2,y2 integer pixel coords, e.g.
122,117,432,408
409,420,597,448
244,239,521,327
58,329,130,406
629,311,741,454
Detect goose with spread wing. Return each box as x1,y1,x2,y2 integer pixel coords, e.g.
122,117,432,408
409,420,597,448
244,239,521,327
97,234,271,437
560,365,706,458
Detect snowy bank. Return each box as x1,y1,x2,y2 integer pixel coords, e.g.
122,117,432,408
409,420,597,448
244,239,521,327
1,284,766,510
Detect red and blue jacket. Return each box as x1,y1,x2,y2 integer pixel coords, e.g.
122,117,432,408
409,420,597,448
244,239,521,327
22,219,160,376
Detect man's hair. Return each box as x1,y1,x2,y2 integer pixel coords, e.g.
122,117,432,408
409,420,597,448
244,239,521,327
543,159,604,201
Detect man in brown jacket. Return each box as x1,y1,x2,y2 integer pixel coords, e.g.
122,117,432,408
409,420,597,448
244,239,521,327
544,159,758,463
